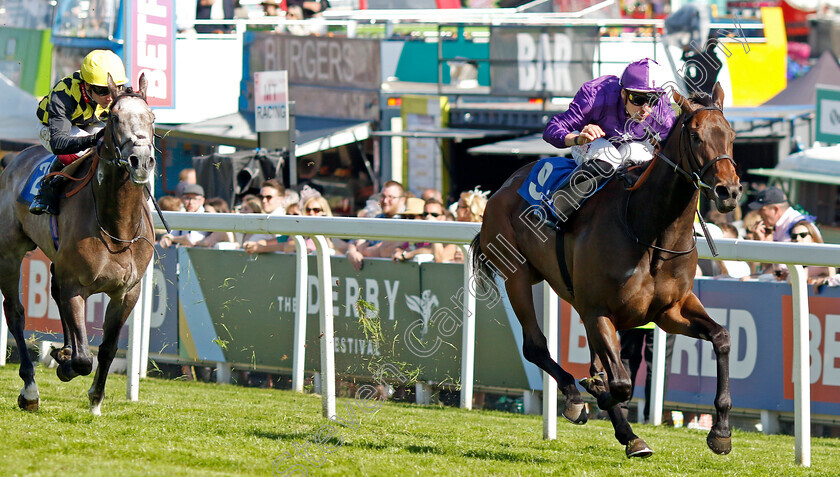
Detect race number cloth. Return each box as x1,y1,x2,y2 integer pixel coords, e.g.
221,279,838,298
516,156,609,220
17,155,55,206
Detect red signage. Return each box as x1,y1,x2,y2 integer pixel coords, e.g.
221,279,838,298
20,250,111,338
783,295,840,404
130,0,175,108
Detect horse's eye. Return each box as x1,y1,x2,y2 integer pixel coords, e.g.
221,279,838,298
690,132,700,142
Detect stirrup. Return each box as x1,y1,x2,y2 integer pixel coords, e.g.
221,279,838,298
29,196,58,216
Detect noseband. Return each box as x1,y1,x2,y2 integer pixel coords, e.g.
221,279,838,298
655,106,736,191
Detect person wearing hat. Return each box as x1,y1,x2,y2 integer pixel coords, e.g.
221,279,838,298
30,49,128,215
261,0,281,16
747,186,814,243
540,58,676,223
159,184,211,247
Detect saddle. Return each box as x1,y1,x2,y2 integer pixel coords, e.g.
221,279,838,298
17,150,95,207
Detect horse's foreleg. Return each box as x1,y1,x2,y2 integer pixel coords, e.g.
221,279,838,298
659,293,731,455
54,294,94,382
89,288,140,415
503,272,587,424
0,272,39,411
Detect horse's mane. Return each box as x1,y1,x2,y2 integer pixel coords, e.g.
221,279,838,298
626,92,711,192
687,91,714,107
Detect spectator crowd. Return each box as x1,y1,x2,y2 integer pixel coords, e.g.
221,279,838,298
156,168,488,268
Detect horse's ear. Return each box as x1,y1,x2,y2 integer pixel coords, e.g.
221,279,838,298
107,73,118,98
672,89,692,113
711,82,725,110
137,73,147,100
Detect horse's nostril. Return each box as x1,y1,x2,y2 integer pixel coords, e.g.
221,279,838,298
129,155,139,169
715,185,730,200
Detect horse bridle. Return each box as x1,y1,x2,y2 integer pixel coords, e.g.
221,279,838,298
91,92,158,251
100,93,151,171
624,105,735,256
654,106,736,191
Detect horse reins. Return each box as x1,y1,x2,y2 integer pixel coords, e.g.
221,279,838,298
624,105,735,256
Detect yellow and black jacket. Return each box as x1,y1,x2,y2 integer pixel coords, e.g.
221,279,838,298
36,71,108,155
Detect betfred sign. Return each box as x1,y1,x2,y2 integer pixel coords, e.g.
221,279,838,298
783,295,840,404
560,279,840,415
130,0,175,108
254,71,289,132
20,248,178,353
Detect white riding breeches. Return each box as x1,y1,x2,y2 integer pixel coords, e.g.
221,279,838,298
571,137,655,170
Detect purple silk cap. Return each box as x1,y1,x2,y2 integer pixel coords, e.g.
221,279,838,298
620,58,664,92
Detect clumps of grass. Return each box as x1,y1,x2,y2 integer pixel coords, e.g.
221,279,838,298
354,297,422,388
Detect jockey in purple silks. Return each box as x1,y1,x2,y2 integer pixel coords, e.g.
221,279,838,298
542,58,677,222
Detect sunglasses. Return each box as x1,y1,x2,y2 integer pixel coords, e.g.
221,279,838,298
791,231,810,240
305,207,323,213
422,212,442,218
259,194,277,200
89,84,111,97
626,91,660,107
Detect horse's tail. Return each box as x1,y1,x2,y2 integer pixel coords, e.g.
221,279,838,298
470,233,498,295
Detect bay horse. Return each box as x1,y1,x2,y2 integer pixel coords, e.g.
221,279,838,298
472,84,741,457
0,74,156,415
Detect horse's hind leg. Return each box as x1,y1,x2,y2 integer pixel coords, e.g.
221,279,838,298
581,340,651,457
500,267,587,424
89,286,140,415
48,264,73,366
579,314,633,410
52,290,94,382
0,260,39,410
659,293,731,455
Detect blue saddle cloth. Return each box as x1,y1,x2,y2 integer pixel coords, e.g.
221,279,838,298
17,155,55,206
516,156,609,220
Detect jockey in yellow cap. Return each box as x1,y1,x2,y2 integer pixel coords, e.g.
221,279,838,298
30,49,128,215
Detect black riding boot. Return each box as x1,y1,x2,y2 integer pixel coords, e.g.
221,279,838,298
29,157,66,216
551,159,614,222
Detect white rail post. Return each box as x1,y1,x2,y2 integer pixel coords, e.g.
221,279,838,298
650,326,667,425
138,251,154,378
0,291,6,366
459,244,476,410
139,173,156,379
789,264,810,467
291,236,308,392
126,305,141,401
313,235,336,419
542,282,558,439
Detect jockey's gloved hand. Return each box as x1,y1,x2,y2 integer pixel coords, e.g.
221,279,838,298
86,128,106,148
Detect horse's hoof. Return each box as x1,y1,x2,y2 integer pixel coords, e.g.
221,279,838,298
562,402,588,425
50,345,72,363
17,394,39,412
56,363,75,382
625,438,654,458
707,433,731,455
579,373,606,395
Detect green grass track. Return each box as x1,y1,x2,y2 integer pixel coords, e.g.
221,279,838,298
0,365,838,476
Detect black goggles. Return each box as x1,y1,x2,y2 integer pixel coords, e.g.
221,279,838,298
89,84,111,97
626,91,661,107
